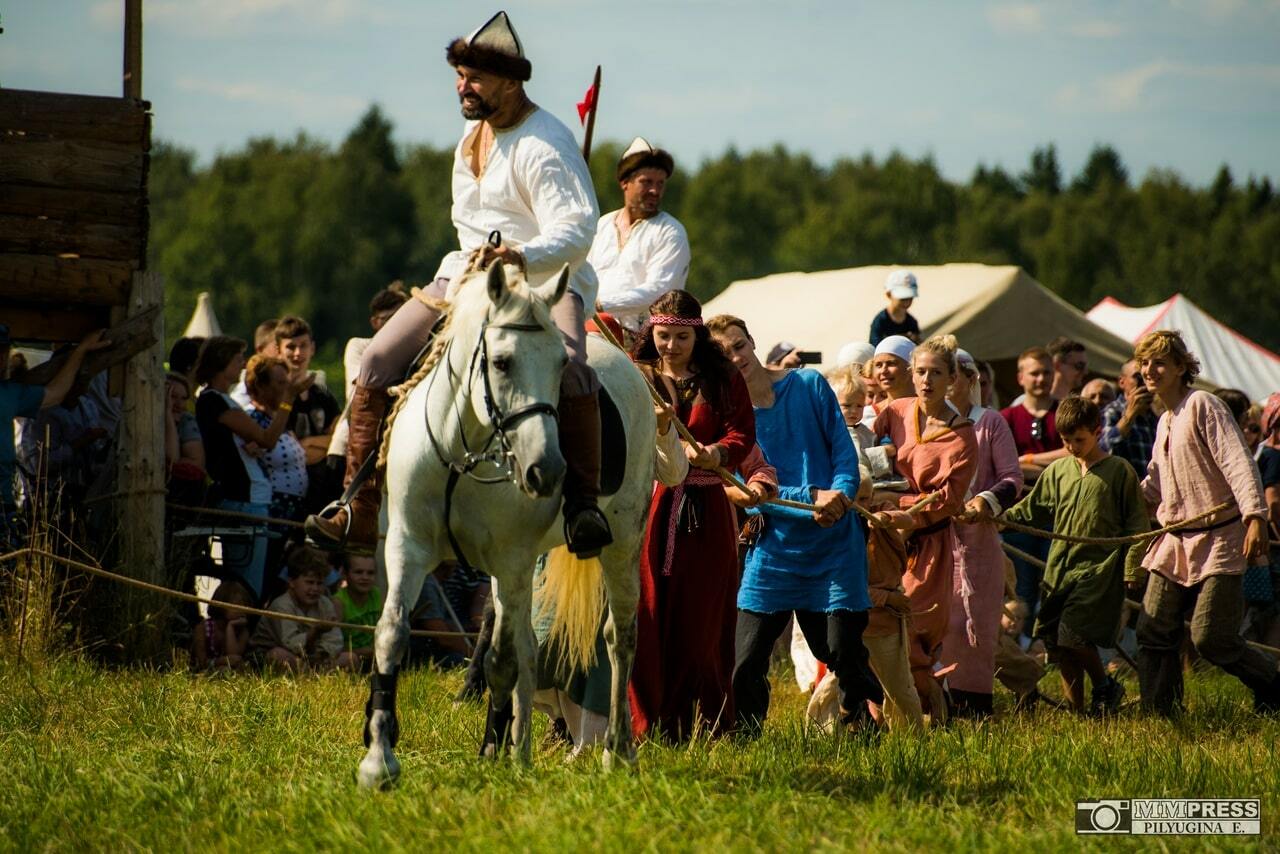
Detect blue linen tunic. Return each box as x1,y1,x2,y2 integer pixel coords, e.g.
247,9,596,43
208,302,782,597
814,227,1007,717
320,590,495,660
739,369,871,613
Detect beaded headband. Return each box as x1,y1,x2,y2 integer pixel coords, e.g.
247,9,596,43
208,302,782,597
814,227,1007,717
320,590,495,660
648,314,703,327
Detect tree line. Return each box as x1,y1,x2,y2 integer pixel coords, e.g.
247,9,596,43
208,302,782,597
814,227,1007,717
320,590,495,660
151,105,1280,379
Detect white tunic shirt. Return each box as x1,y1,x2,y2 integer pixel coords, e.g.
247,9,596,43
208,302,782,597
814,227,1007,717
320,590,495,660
434,107,599,305
588,209,690,330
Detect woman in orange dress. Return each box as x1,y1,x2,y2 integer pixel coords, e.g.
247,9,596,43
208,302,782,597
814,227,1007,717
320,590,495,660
874,334,978,719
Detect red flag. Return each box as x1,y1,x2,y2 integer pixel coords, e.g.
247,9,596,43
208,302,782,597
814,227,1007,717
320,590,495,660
576,84,596,125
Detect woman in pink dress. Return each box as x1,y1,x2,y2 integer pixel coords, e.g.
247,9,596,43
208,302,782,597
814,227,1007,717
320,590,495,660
874,334,978,720
941,349,1023,718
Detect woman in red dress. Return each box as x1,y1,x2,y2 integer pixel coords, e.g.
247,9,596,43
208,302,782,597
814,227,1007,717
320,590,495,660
628,291,756,740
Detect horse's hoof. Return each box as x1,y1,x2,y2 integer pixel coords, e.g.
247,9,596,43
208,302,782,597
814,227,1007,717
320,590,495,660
356,753,400,790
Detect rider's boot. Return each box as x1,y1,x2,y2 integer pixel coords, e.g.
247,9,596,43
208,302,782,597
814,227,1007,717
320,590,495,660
305,384,391,554
558,389,613,559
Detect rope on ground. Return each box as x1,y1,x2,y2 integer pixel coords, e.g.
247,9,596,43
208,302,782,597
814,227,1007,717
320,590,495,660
6,547,476,639
995,501,1234,547
166,503,305,530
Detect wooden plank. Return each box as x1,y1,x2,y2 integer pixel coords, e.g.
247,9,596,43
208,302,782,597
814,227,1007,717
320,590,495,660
0,213,142,260
0,137,145,193
0,185,144,226
116,272,169,659
0,304,107,343
0,88,148,146
19,305,159,383
0,253,133,305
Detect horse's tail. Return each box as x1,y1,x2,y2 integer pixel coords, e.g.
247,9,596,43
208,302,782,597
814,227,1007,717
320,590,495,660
533,546,605,676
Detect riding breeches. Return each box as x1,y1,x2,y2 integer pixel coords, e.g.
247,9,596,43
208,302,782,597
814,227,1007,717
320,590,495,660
356,276,600,396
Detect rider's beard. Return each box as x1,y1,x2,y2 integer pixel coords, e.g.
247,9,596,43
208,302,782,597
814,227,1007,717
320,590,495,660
460,92,497,120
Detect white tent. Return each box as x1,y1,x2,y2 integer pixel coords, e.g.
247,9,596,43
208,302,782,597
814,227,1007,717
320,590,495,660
183,292,222,338
1087,295,1280,402
703,263,1135,377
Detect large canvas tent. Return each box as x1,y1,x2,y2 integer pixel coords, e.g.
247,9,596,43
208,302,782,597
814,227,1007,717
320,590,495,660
1087,295,1280,402
703,264,1135,382
182,291,223,338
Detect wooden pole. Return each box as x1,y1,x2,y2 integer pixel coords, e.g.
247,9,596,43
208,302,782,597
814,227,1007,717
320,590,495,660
116,269,167,659
581,65,601,163
123,0,142,99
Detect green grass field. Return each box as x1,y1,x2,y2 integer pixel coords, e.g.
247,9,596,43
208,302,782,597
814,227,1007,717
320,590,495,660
1,657,1276,852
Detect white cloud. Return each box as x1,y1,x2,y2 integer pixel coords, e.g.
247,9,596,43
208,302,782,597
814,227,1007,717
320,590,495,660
175,77,367,119
1056,61,1280,112
1068,19,1125,38
985,3,1045,34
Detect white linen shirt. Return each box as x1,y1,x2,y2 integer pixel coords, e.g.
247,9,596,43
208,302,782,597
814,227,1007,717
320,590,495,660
589,209,690,330
435,108,599,306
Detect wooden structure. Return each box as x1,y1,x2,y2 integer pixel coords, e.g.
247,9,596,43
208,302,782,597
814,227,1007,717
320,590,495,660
1,0,167,657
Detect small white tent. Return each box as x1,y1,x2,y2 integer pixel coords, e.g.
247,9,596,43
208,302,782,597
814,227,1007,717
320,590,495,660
1087,295,1280,402
703,264,1135,377
183,292,222,338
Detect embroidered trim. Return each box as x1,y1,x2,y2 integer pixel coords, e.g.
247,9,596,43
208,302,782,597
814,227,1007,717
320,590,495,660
649,314,703,327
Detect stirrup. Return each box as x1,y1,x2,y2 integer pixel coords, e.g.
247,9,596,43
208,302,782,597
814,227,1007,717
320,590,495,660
305,499,356,553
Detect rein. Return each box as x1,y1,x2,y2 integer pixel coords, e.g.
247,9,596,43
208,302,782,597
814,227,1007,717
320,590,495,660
424,313,559,569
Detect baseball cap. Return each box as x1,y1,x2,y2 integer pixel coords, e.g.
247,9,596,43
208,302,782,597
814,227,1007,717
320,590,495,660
885,270,919,300
766,341,796,365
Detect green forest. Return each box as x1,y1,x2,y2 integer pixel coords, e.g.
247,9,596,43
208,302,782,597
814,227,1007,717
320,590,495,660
152,105,1280,378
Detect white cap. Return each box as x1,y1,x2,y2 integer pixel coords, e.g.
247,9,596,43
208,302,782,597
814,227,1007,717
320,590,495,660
836,341,875,368
885,270,919,300
874,335,915,364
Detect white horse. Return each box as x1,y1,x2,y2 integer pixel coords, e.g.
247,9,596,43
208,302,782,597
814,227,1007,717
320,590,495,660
357,261,654,787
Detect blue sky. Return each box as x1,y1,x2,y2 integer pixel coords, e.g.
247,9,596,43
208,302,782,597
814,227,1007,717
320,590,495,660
4,0,1279,184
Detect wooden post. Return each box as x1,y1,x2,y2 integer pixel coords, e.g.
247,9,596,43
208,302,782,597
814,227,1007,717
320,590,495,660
116,269,166,659
123,0,142,99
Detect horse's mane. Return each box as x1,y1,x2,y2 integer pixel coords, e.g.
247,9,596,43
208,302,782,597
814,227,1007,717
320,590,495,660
375,263,556,470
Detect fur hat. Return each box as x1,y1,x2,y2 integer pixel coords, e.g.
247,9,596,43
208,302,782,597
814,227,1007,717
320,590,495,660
446,11,532,82
617,136,675,182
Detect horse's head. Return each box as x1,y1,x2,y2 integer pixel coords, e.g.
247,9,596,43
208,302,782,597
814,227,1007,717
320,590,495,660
456,260,570,498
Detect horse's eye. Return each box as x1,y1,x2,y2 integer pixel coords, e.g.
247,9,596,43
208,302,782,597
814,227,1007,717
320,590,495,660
492,355,512,373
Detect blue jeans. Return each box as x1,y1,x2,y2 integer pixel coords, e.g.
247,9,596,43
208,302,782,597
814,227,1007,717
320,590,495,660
217,500,269,599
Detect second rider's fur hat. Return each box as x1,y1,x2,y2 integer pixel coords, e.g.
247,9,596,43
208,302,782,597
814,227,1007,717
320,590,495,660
617,137,675,182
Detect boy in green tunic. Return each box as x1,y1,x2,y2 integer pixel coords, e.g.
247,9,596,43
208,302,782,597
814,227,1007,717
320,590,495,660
994,397,1148,714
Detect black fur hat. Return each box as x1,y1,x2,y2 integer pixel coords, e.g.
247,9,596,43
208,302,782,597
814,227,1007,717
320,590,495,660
617,137,675,182
446,11,532,82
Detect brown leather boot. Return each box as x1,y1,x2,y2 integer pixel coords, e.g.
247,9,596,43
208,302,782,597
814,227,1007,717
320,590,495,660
557,390,612,558
305,385,391,554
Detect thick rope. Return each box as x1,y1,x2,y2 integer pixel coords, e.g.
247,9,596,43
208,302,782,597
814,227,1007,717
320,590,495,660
376,295,452,471
4,547,476,639
995,501,1235,547
167,503,304,529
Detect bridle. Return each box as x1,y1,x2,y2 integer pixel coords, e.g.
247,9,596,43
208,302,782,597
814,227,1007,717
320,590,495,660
424,308,560,568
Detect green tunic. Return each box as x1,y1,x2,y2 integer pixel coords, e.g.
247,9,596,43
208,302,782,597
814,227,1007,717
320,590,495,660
1003,454,1148,647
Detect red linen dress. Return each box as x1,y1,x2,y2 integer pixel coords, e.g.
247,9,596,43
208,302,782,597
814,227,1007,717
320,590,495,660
629,368,755,740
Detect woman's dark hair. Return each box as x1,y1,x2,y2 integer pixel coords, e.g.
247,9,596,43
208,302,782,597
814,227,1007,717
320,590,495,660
1214,388,1251,423
168,336,205,377
629,290,738,410
209,577,255,621
194,335,247,386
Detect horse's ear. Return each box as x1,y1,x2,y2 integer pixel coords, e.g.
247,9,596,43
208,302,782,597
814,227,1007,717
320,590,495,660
487,261,509,307
533,264,570,307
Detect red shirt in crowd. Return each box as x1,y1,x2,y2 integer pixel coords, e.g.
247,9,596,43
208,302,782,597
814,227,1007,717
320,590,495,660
1000,400,1062,456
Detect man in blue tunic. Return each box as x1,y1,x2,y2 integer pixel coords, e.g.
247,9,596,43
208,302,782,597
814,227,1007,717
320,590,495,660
709,314,882,735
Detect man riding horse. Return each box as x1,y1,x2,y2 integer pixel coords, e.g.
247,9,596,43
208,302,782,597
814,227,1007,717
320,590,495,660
306,10,613,560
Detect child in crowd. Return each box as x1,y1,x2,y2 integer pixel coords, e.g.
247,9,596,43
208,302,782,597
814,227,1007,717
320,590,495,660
995,596,1047,709
251,545,345,672
334,552,382,671
988,397,1147,714
869,270,921,346
825,364,892,490
190,578,254,671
